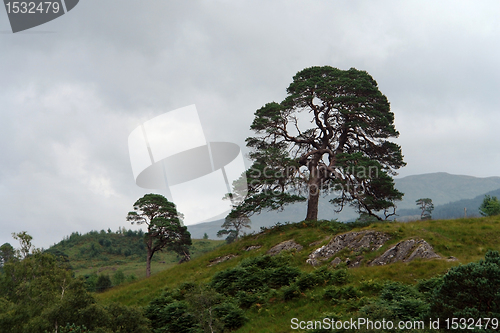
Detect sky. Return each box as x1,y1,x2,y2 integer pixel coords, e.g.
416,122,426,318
1,1,500,249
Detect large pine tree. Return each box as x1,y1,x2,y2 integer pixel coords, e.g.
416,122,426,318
240,66,406,221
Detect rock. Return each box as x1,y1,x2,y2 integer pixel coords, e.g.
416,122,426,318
208,254,237,267
369,239,440,266
245,245,262,251
306,258,320,266
267,240,303,256
348,256,364,268
307,231,390,265
330,257,342,267
446,256,459,261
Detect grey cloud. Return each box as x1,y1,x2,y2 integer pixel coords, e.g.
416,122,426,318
1,0,499,247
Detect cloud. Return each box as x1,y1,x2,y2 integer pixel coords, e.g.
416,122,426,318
1,0,499,247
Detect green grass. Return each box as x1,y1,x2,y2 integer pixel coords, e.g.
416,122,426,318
95,216,500,332
46,230,224,280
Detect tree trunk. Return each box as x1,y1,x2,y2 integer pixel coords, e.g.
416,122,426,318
305,178,320,221
146,239,154,278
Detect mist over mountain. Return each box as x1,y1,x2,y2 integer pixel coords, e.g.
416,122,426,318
188,172,500,239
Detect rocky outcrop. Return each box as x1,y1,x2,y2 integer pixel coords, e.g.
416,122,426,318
369,239,440,266
306,231,390,266
208,254,237,267
267,240,303,256
330,257,342,267
245,245,262,252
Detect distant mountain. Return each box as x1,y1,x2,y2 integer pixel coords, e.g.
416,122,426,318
396,187,500,221
187,172,500,239
393,172,500,209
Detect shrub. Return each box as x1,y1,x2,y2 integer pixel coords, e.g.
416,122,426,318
214,302,247,330
95,274,112,293
359,282,429,323
429,250,500,329
331,269,349,285
282,284,301,301
323,285,359,301
210,255,298,296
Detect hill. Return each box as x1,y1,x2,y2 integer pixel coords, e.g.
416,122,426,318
393,172,500,209
396,187,500,221
188,172,500,238
98,216,500,332
46,227,224,281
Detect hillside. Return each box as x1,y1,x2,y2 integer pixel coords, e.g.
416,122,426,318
99,216,500,332
396,187,500,221
46,228,224,281
188,172,500,239
394,172,500,209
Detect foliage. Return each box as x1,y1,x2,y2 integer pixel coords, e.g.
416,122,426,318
428,250,500,331
0,242,15,271
416,198,434,220
98,216,500,332
0,233,150,333
95,274,113,293
145,284,245,333
12,231,34,259
210,255,301,296
217,213,251,244
479,195,500,217
127,193,192,277
239,66,405,221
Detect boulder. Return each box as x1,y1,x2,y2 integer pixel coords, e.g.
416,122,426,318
369,239,440,266
208,254,237,267
245,245,262,252
307,231,390,265
330,257,342,267
267,240,303,256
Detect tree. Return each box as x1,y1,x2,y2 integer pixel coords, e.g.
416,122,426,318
416,198,434,220
240,66,405,221
217,212,251,244
127,193,192,277
12,231,34,259
0,243,15,268
203,233,209,240
479,195,500,217
95,274,112,293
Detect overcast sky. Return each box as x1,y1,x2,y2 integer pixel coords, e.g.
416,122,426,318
1,1,500,249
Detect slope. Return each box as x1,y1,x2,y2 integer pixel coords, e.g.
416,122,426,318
97,216,500,332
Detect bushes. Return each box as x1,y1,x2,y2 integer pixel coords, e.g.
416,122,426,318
145,285,246,333
210,255,300,296
323,285,359,301
358,282,430,324
429,250,500,330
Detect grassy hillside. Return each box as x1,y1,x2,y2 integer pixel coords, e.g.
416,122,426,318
46,228,224,280
98,216,500,332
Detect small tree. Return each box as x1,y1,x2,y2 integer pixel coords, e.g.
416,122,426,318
217,212,251,244
11,231,34,259
416,198,434,220
203,233,209,240
127,194,192,277
479,195,500,217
